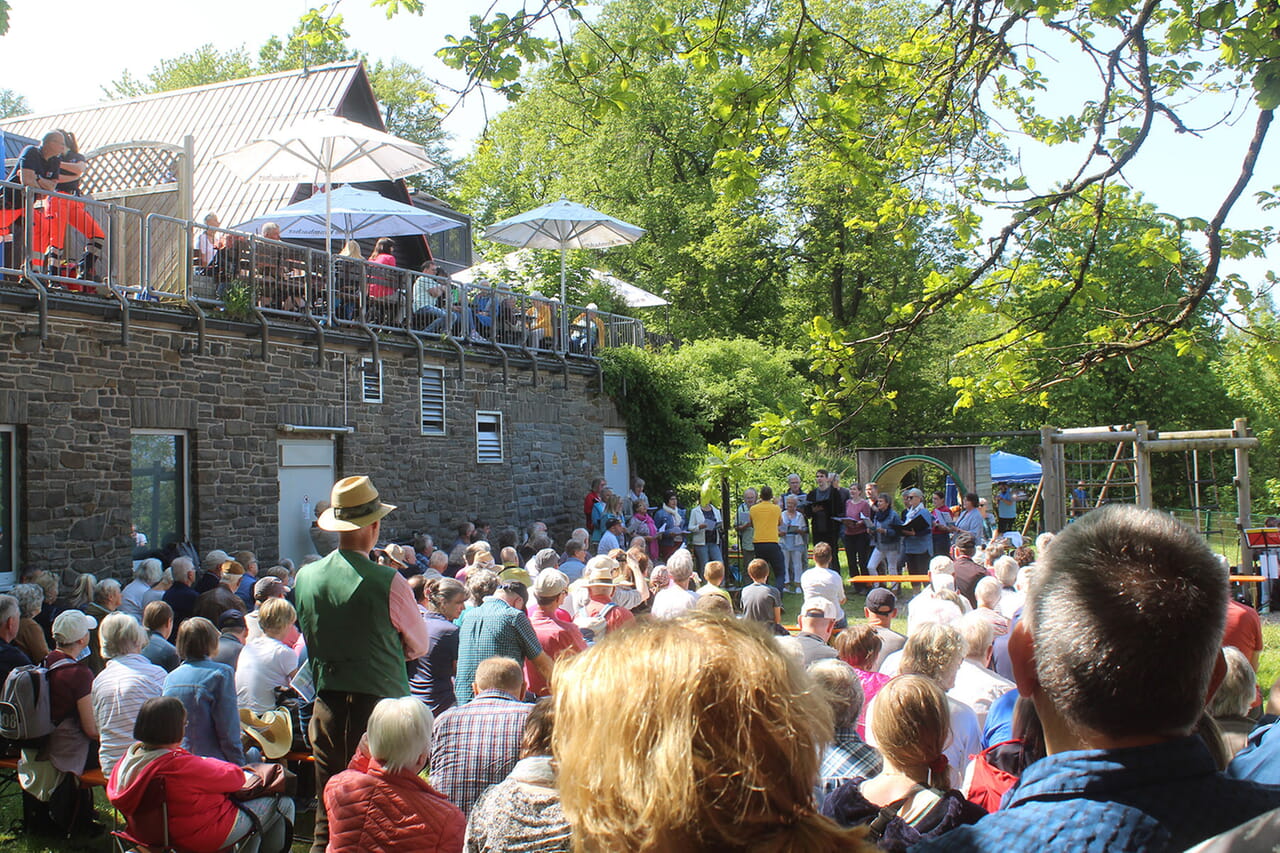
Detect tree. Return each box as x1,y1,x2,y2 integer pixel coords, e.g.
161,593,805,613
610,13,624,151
103,45,254,98
0,88,28,119
432,0,1278,428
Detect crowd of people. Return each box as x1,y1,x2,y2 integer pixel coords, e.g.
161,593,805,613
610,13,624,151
1,471,1277,852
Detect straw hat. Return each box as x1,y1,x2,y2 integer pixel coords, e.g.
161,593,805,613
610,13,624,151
384,543,410,568
239,708,293,760
317,476,396,532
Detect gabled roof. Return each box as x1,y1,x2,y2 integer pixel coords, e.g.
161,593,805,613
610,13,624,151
0,62,379,230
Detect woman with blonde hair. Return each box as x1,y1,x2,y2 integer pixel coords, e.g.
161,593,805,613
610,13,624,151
552,614,870,852
822,675,984,849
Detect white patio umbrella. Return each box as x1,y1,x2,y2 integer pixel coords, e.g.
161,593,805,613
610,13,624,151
482,197,646,310
213,114,439,252
230,185,462,241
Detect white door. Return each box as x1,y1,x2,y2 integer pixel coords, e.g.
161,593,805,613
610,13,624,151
277,438,335,566
604,429,629,495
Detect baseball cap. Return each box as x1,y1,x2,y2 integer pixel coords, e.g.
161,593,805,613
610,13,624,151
801,596,840,620
218,609,247,630
531,569,569,598
52,610,97,644
865,588,898,614
254,576,286,602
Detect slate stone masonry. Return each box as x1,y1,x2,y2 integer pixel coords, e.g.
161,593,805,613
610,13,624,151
0,308,621,577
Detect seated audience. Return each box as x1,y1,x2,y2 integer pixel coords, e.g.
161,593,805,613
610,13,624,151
525,570,586,697
802,543,848,628
553,613,868,851
10,582,49,663
81,578,122,674
107,696,294,853
832,624,890,739
695,560,733,604
431,658,533,816
325,696,465,853
235,598,299,713
950,611,1015,727
193,561,248,624
649,548,699,619
570,560,637,641
822,674,985,847
740,558,784,632
962,695,1046,813
916,506,1280,851
973,576,1010,635
213,609,247,669
809,659,882,807
122,559,163,619
92,612,167,777
465,698,570,852
864,588,905,669
162,617,244,764
140,601,179,672
794,597,841,666
22,609,100,836
163,557,200,629
411,578,466,716
882,623,981,787
1210,646,1258,757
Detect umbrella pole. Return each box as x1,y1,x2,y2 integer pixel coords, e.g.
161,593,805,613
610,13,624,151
560,247,567,353
325,171,334,316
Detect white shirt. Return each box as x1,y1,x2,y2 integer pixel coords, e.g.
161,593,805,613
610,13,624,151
235,636,299,713
801,567,846,607
948,659,1015,726
997,588,1025,619
93,653,166,777
650,585,698,620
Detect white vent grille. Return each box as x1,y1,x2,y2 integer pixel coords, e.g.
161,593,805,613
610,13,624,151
361,358,382,404
420,368,446,436
476,411,503,464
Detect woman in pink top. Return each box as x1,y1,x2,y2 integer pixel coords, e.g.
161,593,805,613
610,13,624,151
626,500,660,561
366,237,402,322
833,625,890,740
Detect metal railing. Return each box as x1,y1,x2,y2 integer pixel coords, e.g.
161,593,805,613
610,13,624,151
0,179,647,357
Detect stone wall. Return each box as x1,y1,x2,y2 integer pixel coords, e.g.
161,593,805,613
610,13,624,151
0,303,622,577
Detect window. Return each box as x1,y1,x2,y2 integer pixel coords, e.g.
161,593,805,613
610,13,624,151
131,431,189,550
361,358,383,404
0,427,16,587
420,367,446,436
476,411,503,464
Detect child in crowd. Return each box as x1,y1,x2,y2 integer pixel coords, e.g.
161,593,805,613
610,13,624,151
740,558,784,635
696,561,733,605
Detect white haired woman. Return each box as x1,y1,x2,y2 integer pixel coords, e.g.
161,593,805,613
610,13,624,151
10,582,49,663
91,612,167,777
325,696,464,851
122,558,164,619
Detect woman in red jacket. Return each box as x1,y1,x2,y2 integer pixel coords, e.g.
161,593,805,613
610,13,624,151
107,696,294,853
324,696,464,852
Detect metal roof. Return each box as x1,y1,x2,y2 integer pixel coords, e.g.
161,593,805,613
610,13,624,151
0,62,374,229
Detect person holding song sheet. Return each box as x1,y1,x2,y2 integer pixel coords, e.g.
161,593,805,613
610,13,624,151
900,488,934,576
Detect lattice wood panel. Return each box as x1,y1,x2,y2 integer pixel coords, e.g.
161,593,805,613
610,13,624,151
83,147,180,195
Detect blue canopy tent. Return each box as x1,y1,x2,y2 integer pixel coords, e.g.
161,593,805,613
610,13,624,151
990,450,1042,484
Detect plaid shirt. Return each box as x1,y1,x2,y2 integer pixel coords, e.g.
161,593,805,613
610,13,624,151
429,690,532,816
454,598,543,705
915,736,1280,852
817,728,883,806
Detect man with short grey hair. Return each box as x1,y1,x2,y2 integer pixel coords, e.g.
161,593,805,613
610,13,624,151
0,594,31,684
809,659,881,806
163,556,199,630
918,506,1280,852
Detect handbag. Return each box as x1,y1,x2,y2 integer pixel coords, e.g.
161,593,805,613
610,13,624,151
232,762,294,801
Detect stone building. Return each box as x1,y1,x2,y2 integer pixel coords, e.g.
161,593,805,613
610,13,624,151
0,296,625,583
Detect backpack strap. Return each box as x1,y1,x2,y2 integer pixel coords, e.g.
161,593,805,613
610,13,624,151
866,796,907,841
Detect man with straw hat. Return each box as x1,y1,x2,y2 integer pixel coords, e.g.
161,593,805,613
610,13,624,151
294,476,430,853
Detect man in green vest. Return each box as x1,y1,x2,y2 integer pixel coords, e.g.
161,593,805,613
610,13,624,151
294,475,430,853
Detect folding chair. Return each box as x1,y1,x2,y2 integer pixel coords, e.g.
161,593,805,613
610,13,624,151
111,775,259,853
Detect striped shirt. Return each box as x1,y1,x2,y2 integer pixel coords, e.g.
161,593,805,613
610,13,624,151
92,653,167,777
454,598,543,706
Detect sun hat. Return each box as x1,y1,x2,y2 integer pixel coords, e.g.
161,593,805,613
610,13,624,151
239,708,293,760
384,543,411,568
317,476,396,532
